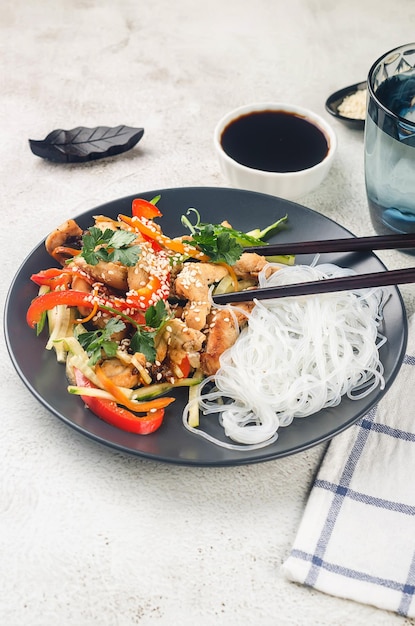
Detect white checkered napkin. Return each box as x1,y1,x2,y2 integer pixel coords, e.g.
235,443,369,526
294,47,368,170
282,314,415,618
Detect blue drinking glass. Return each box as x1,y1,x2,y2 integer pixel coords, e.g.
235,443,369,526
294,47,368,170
365,43,415,238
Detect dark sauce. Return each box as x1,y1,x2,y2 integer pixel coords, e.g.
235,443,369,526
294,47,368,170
220,110,329,173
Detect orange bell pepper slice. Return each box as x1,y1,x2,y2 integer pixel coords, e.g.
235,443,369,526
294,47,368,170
118,214,209,261
94,363,174,413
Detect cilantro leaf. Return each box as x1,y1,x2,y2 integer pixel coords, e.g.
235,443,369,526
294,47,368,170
109,245,141,266
80,226,140,266
182,209,289,264
130,301,171,363
107,229,136,249
189,224,243,264
78,318,126,365
81,227,111,265
130,328,157,363
145,299,170,329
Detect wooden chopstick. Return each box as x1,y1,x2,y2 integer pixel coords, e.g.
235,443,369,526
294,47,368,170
244,232,415,256
212,267,415,304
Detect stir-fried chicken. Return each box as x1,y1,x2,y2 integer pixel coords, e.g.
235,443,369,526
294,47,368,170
40,211,272,391
155,318,205,368
174,262,228,330
72,256,129,291
100,358,140,388
232,252,268,280
127,264,149,292
200,303,254,376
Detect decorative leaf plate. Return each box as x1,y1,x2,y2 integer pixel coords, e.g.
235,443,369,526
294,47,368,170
29,125,144,163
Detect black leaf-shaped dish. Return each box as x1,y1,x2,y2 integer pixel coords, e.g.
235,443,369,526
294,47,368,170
325,81,367,130
29,125,144,163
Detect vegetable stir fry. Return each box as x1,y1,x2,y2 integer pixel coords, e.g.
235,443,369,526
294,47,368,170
26,197,289,435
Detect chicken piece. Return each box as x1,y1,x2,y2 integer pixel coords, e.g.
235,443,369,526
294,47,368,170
45,219,83,265
200,304,253,376
92,216,118,232
155,318,205,367
100,358,140,388
232,252,268,281
72,256,128,291
127,264,149,292
174,262,228,330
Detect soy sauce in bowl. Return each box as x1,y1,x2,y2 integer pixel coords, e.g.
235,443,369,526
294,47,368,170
220,110,329,173
214,102,337,201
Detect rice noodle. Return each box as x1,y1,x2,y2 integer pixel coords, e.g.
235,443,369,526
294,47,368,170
183,262,387,450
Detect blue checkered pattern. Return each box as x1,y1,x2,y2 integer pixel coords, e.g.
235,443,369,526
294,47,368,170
282,320,415,617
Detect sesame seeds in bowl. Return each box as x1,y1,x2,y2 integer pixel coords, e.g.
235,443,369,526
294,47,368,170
325,81,367,130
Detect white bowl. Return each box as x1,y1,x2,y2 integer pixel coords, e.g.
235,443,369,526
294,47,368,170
214,102,337,201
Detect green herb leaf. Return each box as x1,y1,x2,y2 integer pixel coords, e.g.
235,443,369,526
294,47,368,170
189,224,243,264
78,318,126,365
80,227,140,266
129,301,171,363
181,209,289,264
145,299,169,329
130,328,157,363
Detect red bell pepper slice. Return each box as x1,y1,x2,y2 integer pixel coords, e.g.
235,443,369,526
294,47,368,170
30,268,75,288
27,290,103,328
27,287,149,331
132,198,162,220
74,368,165,434
178,355,191,378
141,232,164,253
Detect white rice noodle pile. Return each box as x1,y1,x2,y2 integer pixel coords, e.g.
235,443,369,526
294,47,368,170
183,262,387,450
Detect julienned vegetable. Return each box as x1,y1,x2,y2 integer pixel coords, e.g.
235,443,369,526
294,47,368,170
73,368,166,435
27,196,291,436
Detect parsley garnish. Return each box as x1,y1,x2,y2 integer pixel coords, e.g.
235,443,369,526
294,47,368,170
77,300,171,366
130,300,171,363
130,328,157,363
80,227,141,266
189,224,244,264
78,318,126,365
181,208,270,265
144,298,170,329
181,209,289,265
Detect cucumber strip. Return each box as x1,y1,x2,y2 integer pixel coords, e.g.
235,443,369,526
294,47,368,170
45,304,77,363
130,376,203,401
187,379,201,428
67,386,116,400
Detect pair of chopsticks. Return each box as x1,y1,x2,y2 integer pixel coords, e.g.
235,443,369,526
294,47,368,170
212,233,415,304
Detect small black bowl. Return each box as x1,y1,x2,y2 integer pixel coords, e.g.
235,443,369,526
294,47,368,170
325,81,367,130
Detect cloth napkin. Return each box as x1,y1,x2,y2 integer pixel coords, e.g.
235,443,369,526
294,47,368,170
282,314,415,618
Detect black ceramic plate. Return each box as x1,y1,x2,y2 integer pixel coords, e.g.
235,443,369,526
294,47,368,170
325,81,367,130
4,187,407,466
